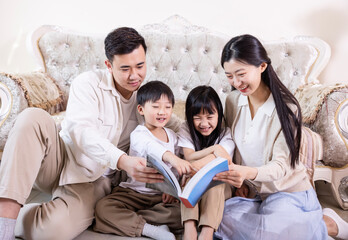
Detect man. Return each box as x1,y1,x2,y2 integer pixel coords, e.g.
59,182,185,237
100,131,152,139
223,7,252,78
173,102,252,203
0,27,163,240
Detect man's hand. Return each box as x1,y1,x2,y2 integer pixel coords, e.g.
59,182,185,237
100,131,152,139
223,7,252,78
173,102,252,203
117,154,164,183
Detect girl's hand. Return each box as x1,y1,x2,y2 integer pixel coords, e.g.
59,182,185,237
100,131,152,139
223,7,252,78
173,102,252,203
162,193,178,204
235,183,249,198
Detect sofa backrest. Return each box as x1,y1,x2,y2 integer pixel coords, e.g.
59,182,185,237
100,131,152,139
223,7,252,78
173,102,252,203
31,15,331,109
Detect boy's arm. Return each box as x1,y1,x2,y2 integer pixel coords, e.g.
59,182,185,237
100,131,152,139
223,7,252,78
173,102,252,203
162,151,193,176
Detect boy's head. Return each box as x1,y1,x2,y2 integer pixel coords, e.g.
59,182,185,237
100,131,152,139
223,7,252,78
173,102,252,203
137,81,175,129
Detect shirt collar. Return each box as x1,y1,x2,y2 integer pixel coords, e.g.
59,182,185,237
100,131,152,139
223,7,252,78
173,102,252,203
99,69,120,97
238,93,275,117
262,93,275,117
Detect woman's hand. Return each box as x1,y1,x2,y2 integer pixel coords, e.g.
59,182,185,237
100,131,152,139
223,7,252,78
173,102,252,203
213,164,257,188
162,193,178,204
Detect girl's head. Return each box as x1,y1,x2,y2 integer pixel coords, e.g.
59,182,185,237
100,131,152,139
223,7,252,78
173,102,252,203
221,34,303,169
221,34,269,96
185,86,225,151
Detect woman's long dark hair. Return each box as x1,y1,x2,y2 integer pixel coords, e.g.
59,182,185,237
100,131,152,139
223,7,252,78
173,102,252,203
185,86,226,151
221,34,302,168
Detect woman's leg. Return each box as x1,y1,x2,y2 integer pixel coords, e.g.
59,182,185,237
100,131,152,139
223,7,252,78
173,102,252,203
216,188,327,240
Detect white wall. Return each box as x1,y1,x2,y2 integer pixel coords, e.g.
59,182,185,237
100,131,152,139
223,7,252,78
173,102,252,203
0,0,347,85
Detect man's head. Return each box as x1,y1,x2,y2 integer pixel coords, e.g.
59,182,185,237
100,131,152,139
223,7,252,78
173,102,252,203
137,81,175,130
104,27,147,99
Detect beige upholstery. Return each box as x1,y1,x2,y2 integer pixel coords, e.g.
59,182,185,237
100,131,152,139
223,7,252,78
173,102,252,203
0,15,347,211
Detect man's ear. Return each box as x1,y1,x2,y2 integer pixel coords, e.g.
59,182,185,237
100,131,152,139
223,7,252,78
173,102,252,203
105,60,113,74
137,104,144,115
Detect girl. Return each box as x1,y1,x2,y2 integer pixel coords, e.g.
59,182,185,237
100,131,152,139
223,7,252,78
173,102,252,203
214,34,348,239
177,86,235,240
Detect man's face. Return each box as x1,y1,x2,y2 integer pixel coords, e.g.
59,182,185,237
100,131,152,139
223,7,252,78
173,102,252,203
105,45,146,99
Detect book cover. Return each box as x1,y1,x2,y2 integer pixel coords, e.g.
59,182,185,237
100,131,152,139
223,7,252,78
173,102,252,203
146,155,229,208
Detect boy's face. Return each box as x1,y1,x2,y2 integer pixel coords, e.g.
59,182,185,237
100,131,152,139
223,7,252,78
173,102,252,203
138,95,173,131
105,45,146,100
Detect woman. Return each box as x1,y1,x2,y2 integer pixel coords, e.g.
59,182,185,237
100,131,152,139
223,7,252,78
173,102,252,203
213,34,348,240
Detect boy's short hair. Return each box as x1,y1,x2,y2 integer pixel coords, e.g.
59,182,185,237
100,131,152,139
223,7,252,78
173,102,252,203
137,81,175,106
104,27,147,62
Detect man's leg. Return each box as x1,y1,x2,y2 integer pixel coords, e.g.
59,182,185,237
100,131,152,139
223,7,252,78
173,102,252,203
16,177,111,240
0,108,65,239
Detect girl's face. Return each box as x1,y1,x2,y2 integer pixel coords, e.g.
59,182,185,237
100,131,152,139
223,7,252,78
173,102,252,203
223,59,267,96
193,107,218,137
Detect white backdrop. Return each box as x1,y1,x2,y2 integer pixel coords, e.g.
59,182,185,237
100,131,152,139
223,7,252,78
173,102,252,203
0,0,347,85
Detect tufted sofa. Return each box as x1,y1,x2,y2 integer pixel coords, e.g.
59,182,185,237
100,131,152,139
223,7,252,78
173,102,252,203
0,15,348,237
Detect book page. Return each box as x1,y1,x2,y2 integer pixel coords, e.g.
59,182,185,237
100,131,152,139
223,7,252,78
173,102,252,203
145,155,182,198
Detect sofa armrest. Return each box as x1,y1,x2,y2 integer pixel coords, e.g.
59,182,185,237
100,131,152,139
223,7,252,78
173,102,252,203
295,83,348,168
0,71,64,156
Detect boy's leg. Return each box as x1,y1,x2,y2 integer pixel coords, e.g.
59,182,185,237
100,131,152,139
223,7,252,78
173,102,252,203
138,201,183,232
16,177,111,240
94,186,153,237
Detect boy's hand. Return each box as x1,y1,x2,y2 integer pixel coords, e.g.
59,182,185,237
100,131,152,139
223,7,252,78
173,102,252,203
162,151,193,176
162,193,178,204
170,158,193,176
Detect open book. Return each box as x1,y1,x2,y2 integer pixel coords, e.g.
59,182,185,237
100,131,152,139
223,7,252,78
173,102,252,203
146,155,229,208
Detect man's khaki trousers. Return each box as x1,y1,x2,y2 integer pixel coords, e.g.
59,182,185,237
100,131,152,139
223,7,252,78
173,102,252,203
0,108,110,240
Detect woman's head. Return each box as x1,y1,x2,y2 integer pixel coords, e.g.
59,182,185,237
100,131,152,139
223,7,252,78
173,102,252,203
185,86,225,150
221,34,303,169
221,34,269,96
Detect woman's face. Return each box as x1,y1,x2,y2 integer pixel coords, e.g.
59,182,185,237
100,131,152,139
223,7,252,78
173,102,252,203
192,107,218,137
223,59,267,96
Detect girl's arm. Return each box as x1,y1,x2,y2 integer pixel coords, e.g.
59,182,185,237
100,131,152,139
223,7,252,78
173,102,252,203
183,144,232,170
182,145,216,161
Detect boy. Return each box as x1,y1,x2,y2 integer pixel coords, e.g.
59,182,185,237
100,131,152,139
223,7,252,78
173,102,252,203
94,81,192,240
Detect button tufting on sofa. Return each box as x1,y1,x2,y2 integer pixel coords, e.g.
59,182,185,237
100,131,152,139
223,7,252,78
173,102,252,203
1,15,348,214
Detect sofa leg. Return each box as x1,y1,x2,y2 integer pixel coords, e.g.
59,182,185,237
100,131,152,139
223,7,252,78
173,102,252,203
315,165,348,210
